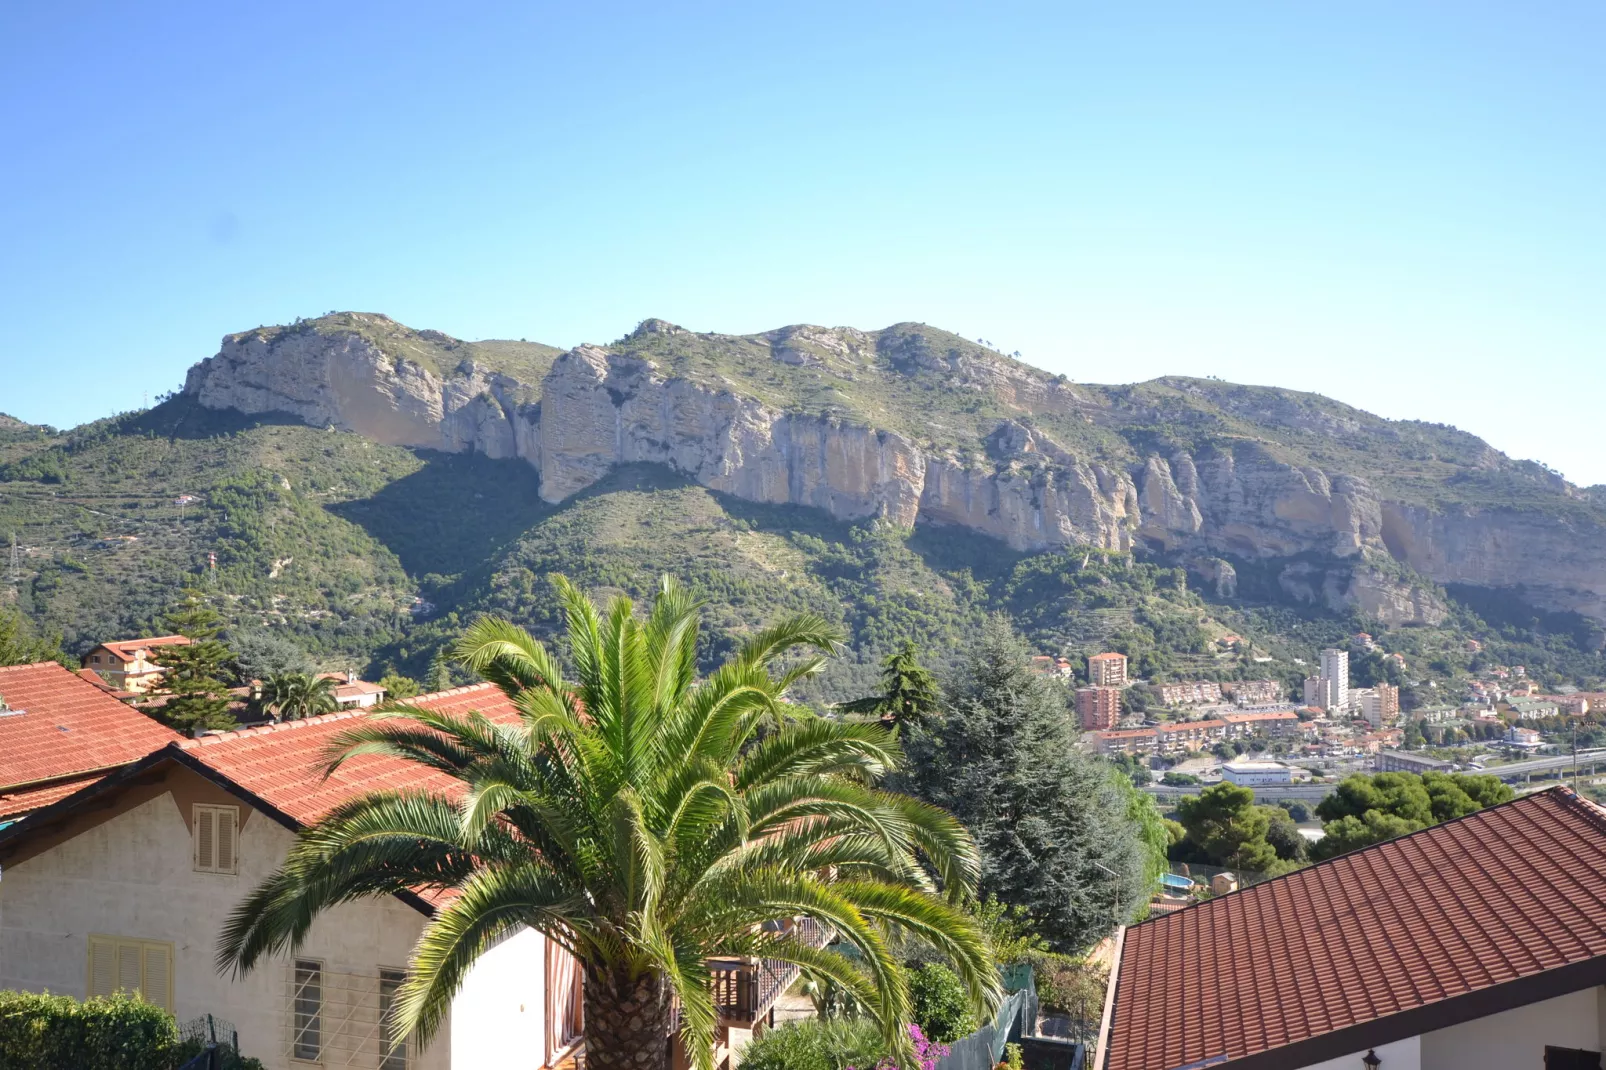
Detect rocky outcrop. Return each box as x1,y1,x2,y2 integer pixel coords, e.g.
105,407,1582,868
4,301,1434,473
184,320,540,462
181,315,1606,623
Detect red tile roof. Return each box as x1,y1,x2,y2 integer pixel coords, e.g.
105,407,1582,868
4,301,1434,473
91,635,191,663
0,772,103,821
1103,788,1606,1070
1089,653,1127,662
0,662,180,794
176,682,519,826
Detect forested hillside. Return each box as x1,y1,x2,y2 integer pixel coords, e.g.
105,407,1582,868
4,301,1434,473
2,396,1601,702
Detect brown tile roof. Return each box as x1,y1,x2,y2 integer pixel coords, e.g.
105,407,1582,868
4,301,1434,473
90,635,191,663
0,772,103,821
176,682,519,826
1089,653,1127,662
0,662,180,795
1103,788,1606,1070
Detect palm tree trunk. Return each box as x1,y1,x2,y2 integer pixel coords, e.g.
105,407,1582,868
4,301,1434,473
582,964,673,1070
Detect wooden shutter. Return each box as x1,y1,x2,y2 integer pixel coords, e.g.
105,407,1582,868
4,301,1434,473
195,806,215,871
141,944,172,1011
117,942,142,994
194,805,239,874
88,936,116,999
215,807,236,872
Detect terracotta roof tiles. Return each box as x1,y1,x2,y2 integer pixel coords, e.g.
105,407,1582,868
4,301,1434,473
0,662,180,794
92,635,191,662
176,682,520,826
1104,788,1606,1070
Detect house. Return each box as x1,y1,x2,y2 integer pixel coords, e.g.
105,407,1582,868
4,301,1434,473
320,671,388,708
0,683,584,1070
1087,652,1129,687
80,635,193,693
0,661,180,824
1096,787,1606,1070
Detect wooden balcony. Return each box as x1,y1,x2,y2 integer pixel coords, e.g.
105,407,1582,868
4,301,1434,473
703,917,833,1028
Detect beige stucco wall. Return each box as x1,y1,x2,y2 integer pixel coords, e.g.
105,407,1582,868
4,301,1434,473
0,782,452,1070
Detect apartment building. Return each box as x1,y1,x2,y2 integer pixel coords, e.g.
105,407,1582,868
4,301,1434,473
1087,652,1129,687
1153,681,1222,707
1076,686,1122,731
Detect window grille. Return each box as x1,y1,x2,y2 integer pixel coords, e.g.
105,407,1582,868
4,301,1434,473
293,960,323,1062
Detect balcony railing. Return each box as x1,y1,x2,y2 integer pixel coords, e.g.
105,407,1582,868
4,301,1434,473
693,918,835,1028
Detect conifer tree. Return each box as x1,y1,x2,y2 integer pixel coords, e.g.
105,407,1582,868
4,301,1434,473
153,590,237,733
904,616,1159,952
838,640,940,728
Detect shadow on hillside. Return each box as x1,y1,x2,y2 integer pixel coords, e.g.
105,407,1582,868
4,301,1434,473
112,396,311,440
327,451,550,580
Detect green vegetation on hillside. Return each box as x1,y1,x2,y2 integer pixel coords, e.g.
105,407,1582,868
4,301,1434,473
2,389,1602,699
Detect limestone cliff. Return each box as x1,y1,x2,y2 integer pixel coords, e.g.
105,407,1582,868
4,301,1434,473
181,312,1606,626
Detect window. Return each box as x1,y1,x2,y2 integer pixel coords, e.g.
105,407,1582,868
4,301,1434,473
193,804,239,874
378,968,408,1070
87,935,172,1011
292,960,322,1062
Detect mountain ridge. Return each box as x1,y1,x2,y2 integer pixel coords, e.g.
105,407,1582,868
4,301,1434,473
178,312,1606,626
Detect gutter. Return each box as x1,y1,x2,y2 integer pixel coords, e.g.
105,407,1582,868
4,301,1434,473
1093,925,1125,1070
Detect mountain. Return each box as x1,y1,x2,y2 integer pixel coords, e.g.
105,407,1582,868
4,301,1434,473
182,312,1606,626
2,312,1602,704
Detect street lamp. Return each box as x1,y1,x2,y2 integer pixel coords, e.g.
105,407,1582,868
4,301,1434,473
1362,1050,1381,1069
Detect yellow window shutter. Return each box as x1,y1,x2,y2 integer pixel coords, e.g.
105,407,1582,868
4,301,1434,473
117,942,142,994
141,943,173,1011
88,936,116,999
195,806,215,871
217,807,237,873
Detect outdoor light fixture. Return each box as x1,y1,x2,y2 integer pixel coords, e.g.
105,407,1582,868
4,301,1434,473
1362,1051,1381,1069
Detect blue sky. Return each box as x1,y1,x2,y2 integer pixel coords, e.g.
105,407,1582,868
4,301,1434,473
3,2,1602,482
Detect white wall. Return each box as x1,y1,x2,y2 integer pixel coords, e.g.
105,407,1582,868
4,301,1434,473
1299,1036,1420,1070
0,785,452,1070
449,926,547,1070
1421,987,1600,1070
1292,987,1605,1070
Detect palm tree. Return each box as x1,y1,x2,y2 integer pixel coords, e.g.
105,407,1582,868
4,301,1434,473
262,671,339,721
217,576,998,1070
837,641,939,728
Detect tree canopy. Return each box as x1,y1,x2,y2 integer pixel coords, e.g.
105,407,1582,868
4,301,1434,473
1312,771,1514,860
153,591,237,733
904,616,1162,952
837,641,939,728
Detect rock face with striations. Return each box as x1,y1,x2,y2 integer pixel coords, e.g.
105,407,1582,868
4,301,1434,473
181,312,1606,626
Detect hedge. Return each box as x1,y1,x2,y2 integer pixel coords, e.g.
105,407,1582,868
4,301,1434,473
0,991,177,1070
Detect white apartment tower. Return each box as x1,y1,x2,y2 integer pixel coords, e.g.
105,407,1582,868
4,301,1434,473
1319,647,1349,711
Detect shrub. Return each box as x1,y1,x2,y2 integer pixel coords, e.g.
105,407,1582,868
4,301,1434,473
0,990,176,1070
738,1017,886,1070
909,963,977,1044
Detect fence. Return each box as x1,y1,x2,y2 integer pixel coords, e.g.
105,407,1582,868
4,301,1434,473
932,965,1086,1070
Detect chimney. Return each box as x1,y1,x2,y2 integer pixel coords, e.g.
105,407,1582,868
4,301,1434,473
346,669,356,684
